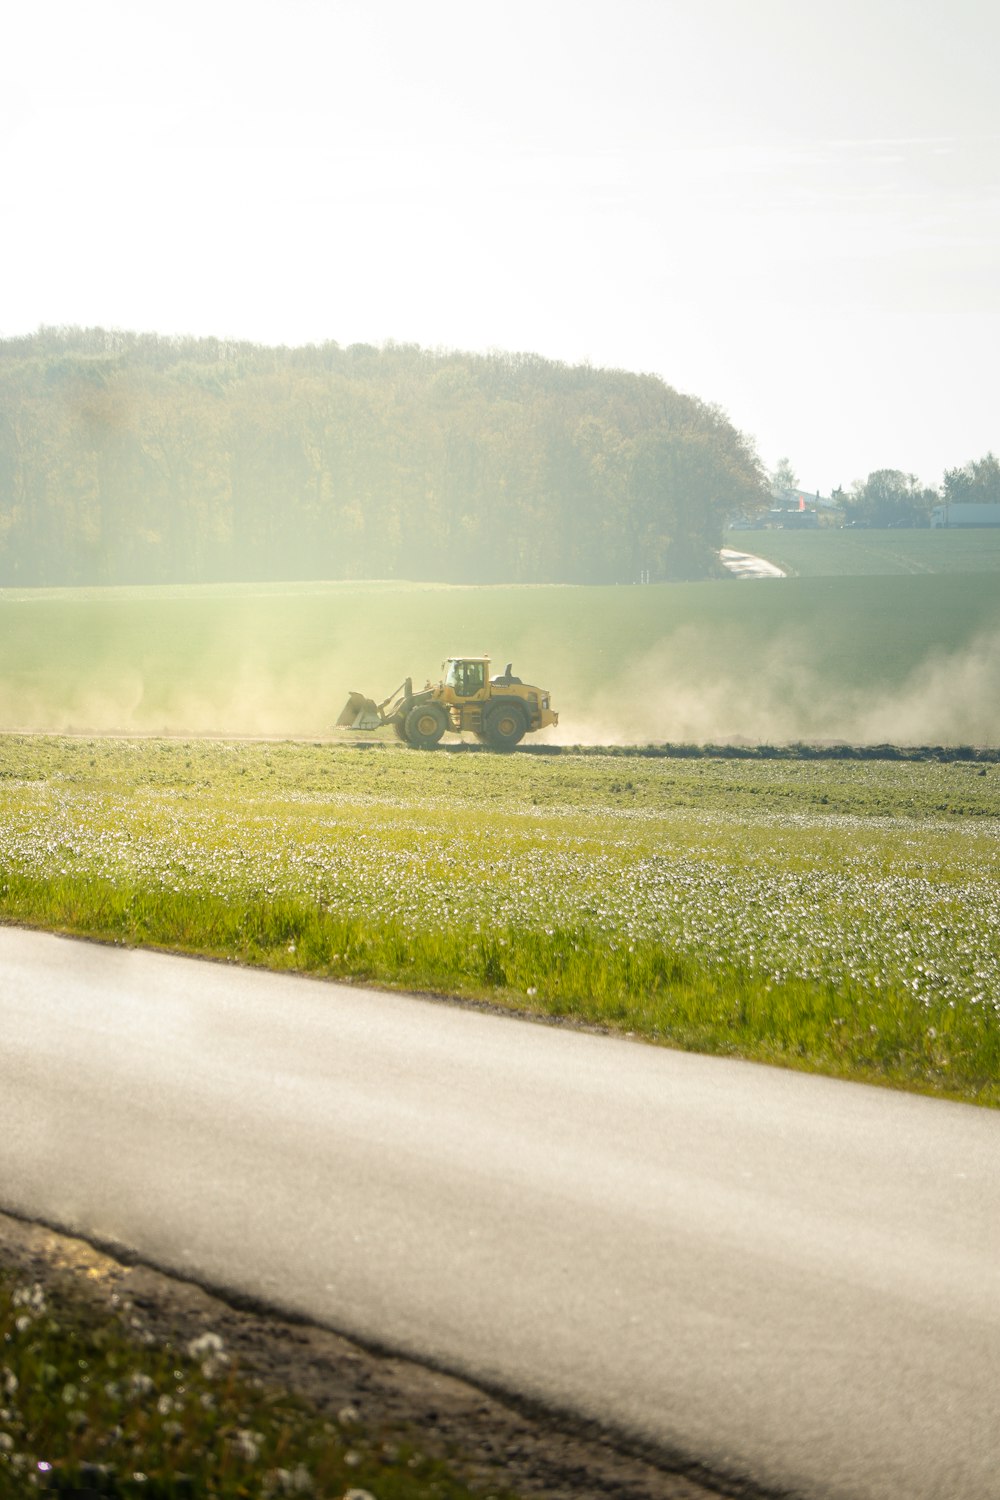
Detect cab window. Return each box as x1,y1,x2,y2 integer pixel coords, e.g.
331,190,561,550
447,660,485,697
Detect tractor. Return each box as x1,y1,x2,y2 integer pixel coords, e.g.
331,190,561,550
337,657,558,750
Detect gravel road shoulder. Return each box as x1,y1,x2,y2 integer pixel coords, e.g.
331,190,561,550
0,1211,772,1500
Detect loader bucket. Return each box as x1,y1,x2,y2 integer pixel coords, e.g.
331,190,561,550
337,692,383,730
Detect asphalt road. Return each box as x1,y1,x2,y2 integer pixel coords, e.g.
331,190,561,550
2,926,998,1499
719,547,786,579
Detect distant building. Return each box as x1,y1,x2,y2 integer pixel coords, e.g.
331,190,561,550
761,491,820,529
771,486,839,512
731,487,837,532
762,486,840,529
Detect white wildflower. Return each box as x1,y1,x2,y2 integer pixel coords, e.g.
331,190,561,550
264,1468,313,1496
11,1284,46,1314
230,1429,262,1463
185,1332,224,1361
187,1330,229,1376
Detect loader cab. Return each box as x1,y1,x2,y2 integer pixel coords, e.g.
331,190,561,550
443,657,489,699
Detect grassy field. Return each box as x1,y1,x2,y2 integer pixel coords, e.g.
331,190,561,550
740,525,1000,578
2,572,1000,746
1,736,997,1106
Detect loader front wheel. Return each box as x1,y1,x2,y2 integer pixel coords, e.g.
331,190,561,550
484,703,526,751
392,716,410,744
405,701,448,749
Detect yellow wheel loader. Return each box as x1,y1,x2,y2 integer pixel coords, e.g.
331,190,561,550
337,657,558,751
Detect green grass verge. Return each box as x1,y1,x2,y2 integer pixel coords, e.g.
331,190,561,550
1,737,997,1106
2,868,997,1106
0,1268,508,1499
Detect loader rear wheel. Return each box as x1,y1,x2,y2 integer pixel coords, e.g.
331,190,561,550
484,703,526,751
405,701,448,749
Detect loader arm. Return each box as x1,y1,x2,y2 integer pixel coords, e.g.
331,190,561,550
337,679,414,731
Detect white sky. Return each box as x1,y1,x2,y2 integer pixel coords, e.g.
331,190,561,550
3,0,998,494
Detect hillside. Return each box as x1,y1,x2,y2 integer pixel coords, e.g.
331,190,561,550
742,527,1000,577
0,328,766,588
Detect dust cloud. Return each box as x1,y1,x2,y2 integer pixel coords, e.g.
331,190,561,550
1,591,998,748
0,609,399,740
554,627,1000,748
0,652,363,739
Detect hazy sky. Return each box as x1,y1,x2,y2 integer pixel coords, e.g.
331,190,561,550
4,0,998,493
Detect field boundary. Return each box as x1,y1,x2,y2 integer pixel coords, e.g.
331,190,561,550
7,730,999,760
397,740,1000,762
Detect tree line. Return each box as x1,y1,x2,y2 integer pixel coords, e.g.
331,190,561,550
773,458,1000,528
0,328,768,587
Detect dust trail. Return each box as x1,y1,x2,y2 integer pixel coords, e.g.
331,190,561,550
0,656,364,739
556,628,1000,747
1,589,998,748
0,601,409,739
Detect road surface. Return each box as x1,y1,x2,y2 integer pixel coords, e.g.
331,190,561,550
719,547,786,578
2,926,998,1499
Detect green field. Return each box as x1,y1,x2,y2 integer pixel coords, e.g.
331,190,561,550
740,525,1000,578
1,736,997,1106
2,572,1000,746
